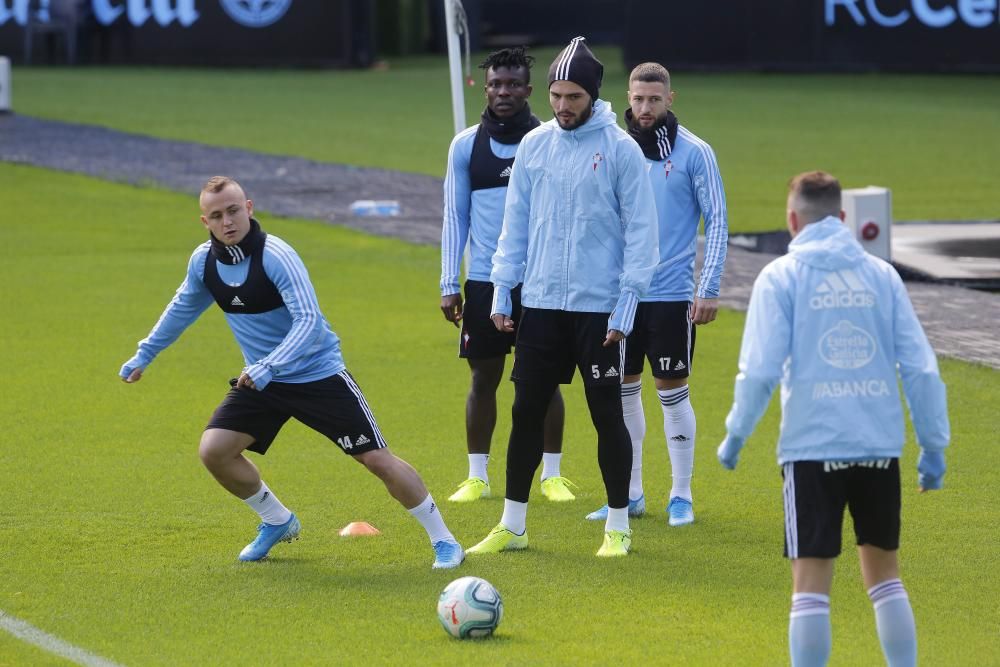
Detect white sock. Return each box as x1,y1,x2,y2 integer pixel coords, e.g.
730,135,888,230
789,593,832,667
621,380,645,501
660,385,696,501
407,494,455,545
243,481,293,526
540,452,562,481
869,579,917,667
605,506,630,533
500,498,527,535
468,453,489,482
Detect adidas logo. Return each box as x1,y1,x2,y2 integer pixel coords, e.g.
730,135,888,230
231,296,245,307
604,367,619,378
356,434,371,446
810,269,875,310
670,435,690,442
674,360,686,371
499,166,512,178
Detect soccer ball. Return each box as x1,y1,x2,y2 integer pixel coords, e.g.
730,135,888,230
436,576,503,639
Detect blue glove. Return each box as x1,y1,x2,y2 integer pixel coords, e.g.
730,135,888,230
917,449,946,490
717,434,745,470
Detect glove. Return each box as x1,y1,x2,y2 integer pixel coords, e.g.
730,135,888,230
917,449,946,490
119,356,142,380
717,434,745,470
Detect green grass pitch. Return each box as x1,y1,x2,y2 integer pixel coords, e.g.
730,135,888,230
0,162,996,665
12,50,1000,233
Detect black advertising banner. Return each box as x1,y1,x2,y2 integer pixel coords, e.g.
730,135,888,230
624,0,1000,72
0,0,375,66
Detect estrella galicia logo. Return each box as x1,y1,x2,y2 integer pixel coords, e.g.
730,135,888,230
219,0,292,28
818,320,876,369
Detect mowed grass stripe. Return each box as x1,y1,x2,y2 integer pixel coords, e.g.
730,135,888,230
12,56,1000,233
0,163,997,665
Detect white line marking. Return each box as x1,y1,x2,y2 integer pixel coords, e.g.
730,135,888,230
0,609,125,667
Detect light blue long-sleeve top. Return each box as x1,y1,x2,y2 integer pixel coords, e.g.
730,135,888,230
722,216,949,464
440,125,519,296
490,99,659,335
644,125,728,301
120,235,344,389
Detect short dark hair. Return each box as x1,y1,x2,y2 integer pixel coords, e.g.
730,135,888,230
629,62,670,88
788,171,842,224
480,46,535,82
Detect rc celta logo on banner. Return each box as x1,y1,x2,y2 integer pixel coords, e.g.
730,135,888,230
826,0,1000,28
220,0,292,28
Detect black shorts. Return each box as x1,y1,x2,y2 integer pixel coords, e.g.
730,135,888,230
511,308,623,387
623,301,696,378
459,280,522,359
206,371,388,456
781,459,901,559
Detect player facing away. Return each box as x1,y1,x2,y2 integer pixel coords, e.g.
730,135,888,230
120,177,464,569
585,62,728,526
718,172,949,667
466,37,659,558
440,47,576,505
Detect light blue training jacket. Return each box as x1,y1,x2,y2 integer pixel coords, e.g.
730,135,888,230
723,216,949,464
439,126,518,296
490,99,659,335
120,235,344,390
644,125,728,302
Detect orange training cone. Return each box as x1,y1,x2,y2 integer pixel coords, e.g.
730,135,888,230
339,521,381,537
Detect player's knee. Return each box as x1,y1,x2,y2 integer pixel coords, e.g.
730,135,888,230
198,436,223,469
469,361,504,395
512,382,555,423
198,430,242,468
356,448,396,478
584,385,623,431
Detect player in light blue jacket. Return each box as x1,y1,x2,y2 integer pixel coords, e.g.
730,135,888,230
120,177,464,569
585,62,729,527
439,47,573,505
718,172,949,667
466,37,659,559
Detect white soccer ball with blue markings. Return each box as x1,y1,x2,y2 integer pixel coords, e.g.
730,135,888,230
437,576,503,639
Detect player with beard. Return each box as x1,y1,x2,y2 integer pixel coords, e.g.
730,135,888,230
466,37,659,558
440,47,575,505
585,62,729,527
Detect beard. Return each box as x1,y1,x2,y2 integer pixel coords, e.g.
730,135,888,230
555,103,593,131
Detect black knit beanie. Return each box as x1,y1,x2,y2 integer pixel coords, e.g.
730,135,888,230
547,36,603,103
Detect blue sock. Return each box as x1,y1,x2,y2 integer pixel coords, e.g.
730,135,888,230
789,593,831,667
868,579,917,667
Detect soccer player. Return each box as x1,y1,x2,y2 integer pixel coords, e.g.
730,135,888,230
440,47,576,505
585,62,728,526
718,172,949,666
120,176,464,569
466,37,659,558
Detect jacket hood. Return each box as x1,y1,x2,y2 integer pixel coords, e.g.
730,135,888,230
787,216,867,271
557,98,617,136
